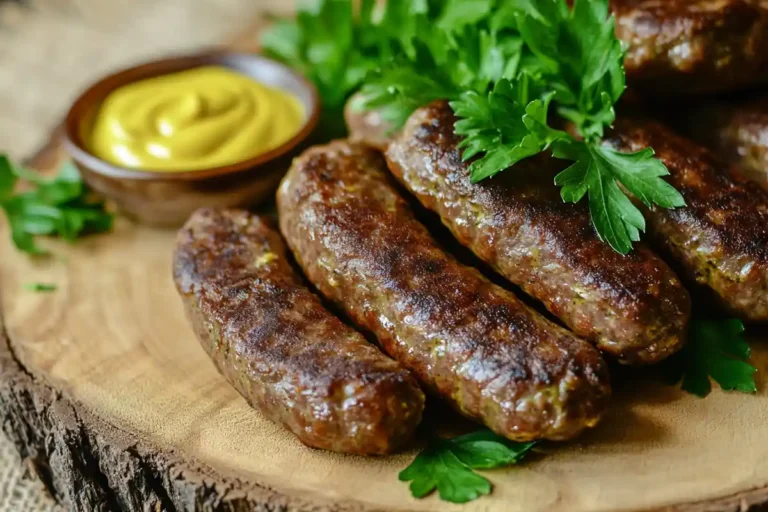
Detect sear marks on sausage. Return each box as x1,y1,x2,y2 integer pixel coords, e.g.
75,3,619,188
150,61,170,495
604,118,768,321
386,101,690,365
612,0,768,94
674,95,768,187
173,208,425,454
277,141,611,442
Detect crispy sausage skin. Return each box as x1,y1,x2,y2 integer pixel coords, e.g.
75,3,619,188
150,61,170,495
612,0,768,94
277,141,610,442
604,119,768,322
173,208,425,454
385,102,690,365
675,95,768,187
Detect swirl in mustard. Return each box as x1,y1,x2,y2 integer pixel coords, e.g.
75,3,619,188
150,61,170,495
89,66,304,172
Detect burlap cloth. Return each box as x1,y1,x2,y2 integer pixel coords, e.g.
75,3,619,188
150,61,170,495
0,0,289,509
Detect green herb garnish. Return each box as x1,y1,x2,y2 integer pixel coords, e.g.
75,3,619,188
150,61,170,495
0,155,113,255
365,0,685,254
359,7,523,127
665,317,757,398
400,430,535,503
261,0,437,137
271,0,686,254
23,282,57,293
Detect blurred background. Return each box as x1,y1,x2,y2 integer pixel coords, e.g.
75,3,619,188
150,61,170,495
0,1,289,509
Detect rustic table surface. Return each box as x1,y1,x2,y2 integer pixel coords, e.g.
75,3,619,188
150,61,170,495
0,1,288,510
3,2,768,512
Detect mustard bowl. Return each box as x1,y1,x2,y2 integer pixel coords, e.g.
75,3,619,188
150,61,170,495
63,51,319,227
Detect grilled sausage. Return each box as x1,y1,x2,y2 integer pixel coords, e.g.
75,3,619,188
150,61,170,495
344,92,393,152
612,0,768,94
385,101,690,365
173,208,425,454
604,119,768,322
277,141,610,442
674,95,768,187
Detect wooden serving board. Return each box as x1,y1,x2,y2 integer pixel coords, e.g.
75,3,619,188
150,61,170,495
3,22,768,512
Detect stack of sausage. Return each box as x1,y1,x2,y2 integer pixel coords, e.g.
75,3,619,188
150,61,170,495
173,0,768,454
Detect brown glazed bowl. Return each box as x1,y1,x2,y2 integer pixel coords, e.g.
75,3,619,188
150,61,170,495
63,51,319,227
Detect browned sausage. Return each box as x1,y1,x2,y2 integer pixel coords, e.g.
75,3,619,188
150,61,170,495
173,208,425,454
277,141,610,442
612,0,768,94
344,92,393,152
604,118,768,321
674,95,768,187
385,101,690,365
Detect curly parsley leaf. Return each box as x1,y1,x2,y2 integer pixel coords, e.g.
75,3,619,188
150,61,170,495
450,25,523,91
450,0,678,254
358,22,523,129
552,140,685,254
358,43,462,128
400,444,491,503
261,0,438,136
451,75,568,182
0,156,113,255
665,317,757,397
399,429,535,503
514,0,625,140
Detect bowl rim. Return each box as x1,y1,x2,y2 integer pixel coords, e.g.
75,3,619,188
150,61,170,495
63,50,320,182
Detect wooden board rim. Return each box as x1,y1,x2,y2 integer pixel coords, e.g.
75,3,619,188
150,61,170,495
0,282,371,512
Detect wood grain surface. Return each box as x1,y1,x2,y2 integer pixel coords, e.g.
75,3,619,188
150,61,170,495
2,4,768,512
3,132,768,512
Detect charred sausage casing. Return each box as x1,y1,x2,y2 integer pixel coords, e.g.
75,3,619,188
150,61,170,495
604,119,768,322
173,208,425,454
385,101,690,364
277,141,611,442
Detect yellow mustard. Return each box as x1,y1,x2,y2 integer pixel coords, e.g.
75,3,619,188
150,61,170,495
89,66,304,171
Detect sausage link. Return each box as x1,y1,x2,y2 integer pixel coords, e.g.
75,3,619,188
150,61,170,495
173,208,424,454
277,141,610,442
604,118,768,321
344,92,393,152
612,0,768,94
674,95,768,187
385,102,690,364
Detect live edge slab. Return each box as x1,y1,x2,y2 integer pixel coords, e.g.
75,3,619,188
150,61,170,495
3,35,768,512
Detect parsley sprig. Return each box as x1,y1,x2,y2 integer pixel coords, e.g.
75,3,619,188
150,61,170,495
0,156,113,255
261,0,518,135
506,0,685,254
261,0,439,137
450,74,564,181
666,317,757,397
376,0,685,254
400,430,535,503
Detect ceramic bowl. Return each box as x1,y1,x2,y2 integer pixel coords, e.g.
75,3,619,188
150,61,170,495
63,51,319,227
